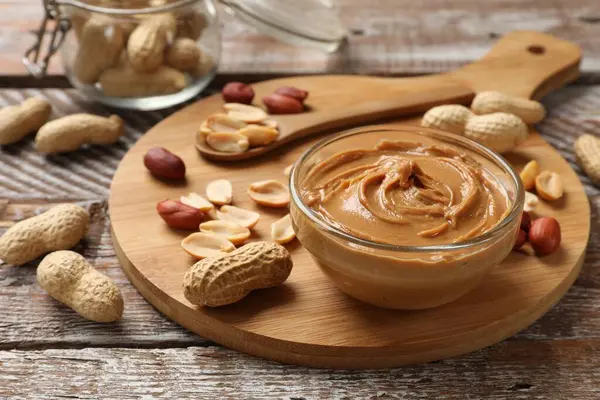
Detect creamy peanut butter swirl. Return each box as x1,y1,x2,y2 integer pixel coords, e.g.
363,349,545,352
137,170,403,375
301,139,510,245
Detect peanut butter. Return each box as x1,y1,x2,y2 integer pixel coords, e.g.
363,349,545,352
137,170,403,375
300,136,510,246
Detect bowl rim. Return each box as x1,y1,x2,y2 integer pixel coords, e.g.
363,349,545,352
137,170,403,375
289,123,525,253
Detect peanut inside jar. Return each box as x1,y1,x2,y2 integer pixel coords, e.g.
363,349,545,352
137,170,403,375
300,136,511,246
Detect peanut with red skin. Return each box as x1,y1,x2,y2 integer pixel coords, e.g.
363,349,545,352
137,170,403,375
274,86,308,102
157,200,205,230
263,94,304,114
520,211,531,232
513,229,527,250
529,217,561,256
222,82,254,104
144,147,186,180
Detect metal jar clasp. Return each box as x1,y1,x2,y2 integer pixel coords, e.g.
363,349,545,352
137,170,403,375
23,0,72,78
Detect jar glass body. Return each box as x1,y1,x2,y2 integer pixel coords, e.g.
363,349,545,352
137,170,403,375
58,0,220,110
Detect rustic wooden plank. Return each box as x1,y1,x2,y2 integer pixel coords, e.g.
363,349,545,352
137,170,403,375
0,340,599,398
0,200,205,349
1,198,598,348
0,86,599,350
3,0,600,78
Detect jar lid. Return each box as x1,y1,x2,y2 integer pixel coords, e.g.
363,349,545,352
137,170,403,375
221,0,347,52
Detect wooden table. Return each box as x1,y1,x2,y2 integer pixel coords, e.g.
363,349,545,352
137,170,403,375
1,0,599,398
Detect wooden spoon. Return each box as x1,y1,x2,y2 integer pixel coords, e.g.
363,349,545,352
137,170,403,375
194,31,581,161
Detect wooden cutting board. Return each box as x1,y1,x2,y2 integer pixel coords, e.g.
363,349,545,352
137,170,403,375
109,31,590,369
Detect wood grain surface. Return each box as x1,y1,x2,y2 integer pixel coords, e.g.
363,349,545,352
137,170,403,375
107,32,588,368
1,3,600,392
2,340,600,399
3,0,600,78
0,84,599,394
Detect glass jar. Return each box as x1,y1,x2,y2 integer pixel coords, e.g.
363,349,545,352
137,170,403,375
24,0,347,110
25,0,220,110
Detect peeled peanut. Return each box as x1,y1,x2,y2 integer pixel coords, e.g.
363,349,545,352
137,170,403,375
471,91,546,124
224,103,268,123
206,179,233,206
284,164,293,178
206,132,249,153
206,208,218,220
524,191,539,212
238,125,279,147
535,171,563,201
247,180,290,208
199,120,211,134
204,113,246,133
199,220,250,245
263,119,278,129
271,214,296,244
180,192,214,212
217,205,260,229
520,160,540,191
181,232,235,260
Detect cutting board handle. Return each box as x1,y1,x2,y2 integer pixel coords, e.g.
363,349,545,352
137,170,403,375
194,31,583,161
451,31,582,99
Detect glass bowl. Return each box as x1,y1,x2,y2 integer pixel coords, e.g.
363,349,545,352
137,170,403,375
59,0,220,110
289,124,524,310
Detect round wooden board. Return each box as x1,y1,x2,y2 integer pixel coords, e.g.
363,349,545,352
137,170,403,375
110,97,590,370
